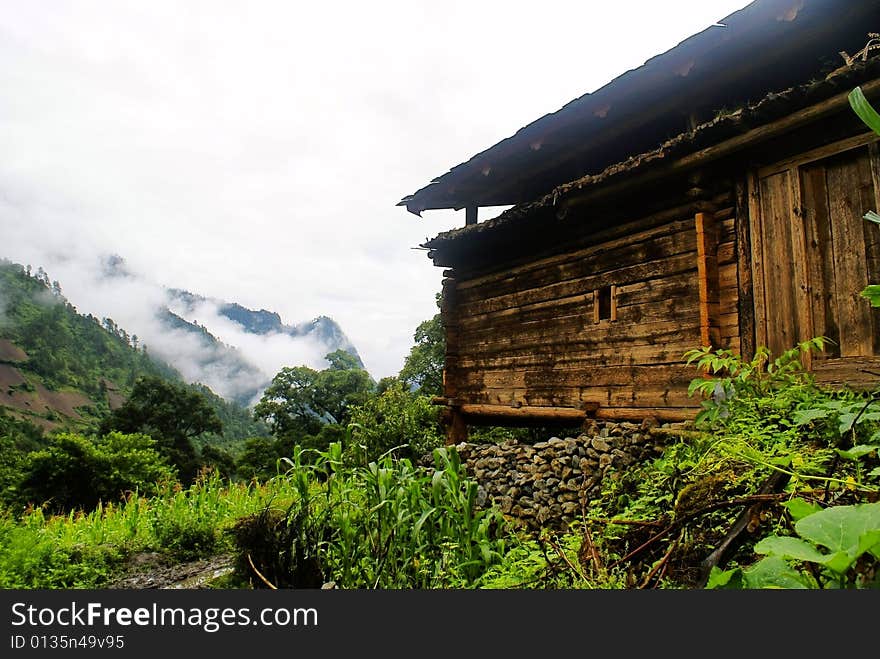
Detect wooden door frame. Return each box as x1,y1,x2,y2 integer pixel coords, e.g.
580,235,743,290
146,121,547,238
746,131,880,367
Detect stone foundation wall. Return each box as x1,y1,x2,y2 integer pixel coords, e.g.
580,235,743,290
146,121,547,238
453,420,676,529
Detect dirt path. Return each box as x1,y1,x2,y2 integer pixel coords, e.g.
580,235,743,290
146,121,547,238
107,553,235,589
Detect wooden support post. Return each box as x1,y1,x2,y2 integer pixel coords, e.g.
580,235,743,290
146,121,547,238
735,179,756,360
610,284,617,322
696,211,721,348
747,171,768,351
446,409,468,445
465,205,478,226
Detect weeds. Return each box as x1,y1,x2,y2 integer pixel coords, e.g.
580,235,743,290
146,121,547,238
0,470,304,588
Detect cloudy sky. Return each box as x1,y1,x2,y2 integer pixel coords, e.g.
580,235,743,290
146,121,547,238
0,0,751,383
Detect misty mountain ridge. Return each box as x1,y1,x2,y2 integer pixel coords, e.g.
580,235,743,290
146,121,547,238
167,288,362,367
154,307,267,406
5,253,364,407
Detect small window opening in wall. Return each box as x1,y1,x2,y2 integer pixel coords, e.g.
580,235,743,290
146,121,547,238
594,285,616,323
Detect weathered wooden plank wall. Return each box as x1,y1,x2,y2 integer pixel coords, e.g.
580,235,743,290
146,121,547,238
442,192,740,422
434,105,880,436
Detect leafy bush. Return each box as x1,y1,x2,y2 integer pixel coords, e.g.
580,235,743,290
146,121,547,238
346,381,443,464
708,500,880,589
0,468,310,588
230,502,325,589
100,376,222,483
566,336,880,589
684,338,827,425
17,432,177,512
0,413,44,507
235,436,285,481
199,444,237,479
151,514,218,561
148,473,233,560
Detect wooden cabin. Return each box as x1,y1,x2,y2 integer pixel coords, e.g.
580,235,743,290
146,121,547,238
398,0,880,441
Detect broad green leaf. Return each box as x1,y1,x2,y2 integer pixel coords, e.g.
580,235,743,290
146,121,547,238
865,210,880,225
838,412,858,434
795,502,880,558
792,407,830,425
754,535,826,563
836,445,880,461
860,529,880,561
414,507,436,535
820,550,857,575
742,556,810,589
705,566,743,589
784,498,822,522
869,467,880,478
861,285,880,308
850,87,880,135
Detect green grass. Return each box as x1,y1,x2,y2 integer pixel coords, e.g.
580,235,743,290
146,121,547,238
0,471,304,588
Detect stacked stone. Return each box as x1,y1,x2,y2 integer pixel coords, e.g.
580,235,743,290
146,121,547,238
453,421,669,530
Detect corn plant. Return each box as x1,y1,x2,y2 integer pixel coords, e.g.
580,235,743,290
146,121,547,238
232,441,509,589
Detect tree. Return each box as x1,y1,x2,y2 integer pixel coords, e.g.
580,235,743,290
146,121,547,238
254,351,375,441
0,413,44,507
313,349,375,426
399,301,445,397
347,381,443,464
200,444,237,480
235,436,283,481
253,365,323,438
100,376,222,483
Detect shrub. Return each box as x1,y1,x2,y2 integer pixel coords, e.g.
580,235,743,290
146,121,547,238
708,500,880,589
151,514,218,561
346,382,443,464
235,436,283,481
17,432,176,512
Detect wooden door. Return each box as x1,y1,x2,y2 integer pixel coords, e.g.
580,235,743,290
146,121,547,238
750,139,880,384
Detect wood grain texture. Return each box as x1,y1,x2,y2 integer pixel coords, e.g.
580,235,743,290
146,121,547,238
735,178,755,360
747,171,768,352
695,212,721,348
801,163,841,359
812,357,880,389
825,152,873,357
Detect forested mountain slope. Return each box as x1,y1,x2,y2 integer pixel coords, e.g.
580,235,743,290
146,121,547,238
0,259,267,447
